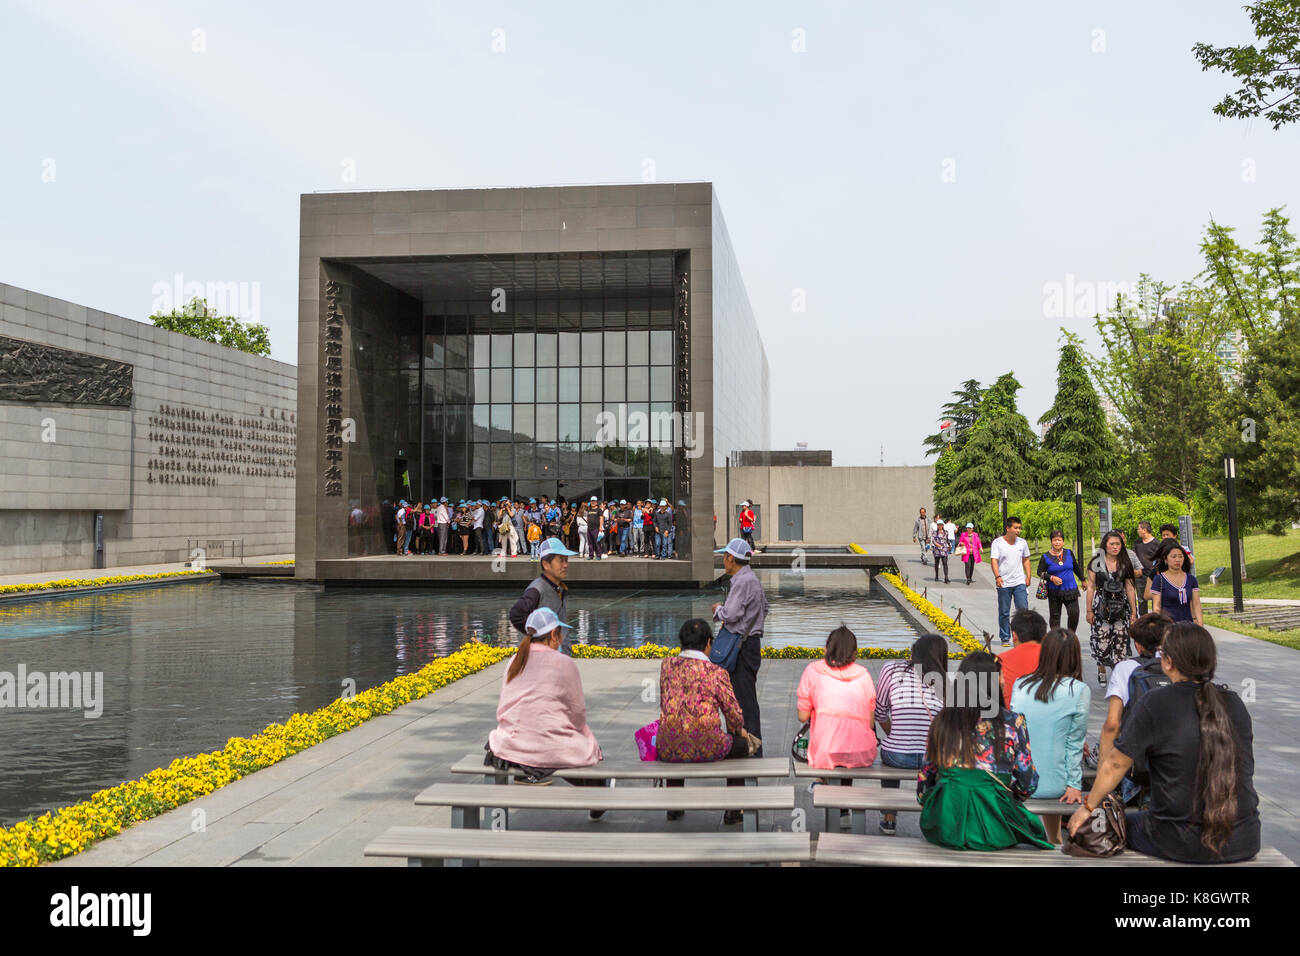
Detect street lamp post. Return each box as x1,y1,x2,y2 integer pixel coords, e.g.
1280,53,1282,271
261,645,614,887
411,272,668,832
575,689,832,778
1000,488,1008,530
1225,457,1245,614
1074,480,1084,561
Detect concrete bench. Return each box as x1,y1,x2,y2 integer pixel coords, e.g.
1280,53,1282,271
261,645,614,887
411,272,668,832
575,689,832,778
791,763,1097,784
814,833,1296,867
415,782,794,835
365,827,811,867
450,754,790,785
810,785,1078,833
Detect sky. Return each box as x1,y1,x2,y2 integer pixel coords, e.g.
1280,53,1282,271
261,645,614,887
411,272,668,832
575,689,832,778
3,0,1297,466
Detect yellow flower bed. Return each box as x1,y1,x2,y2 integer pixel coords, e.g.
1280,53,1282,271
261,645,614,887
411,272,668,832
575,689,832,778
260,560,295,565
881,571,983,655
848,542,868,554
0,569,211,596
0,641,511,867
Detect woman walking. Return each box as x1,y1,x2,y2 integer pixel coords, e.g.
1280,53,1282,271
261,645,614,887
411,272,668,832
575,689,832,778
1085,530,1138,688
1036,529,1085,631
931,516,951,583
1148,544,1202,625
957,522,982,585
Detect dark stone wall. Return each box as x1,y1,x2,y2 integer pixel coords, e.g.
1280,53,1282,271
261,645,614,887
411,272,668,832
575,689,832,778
0,334,133,406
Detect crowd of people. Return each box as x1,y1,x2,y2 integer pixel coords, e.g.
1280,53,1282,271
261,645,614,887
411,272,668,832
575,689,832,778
477,530,1259,862
915,509,1204,688
387,494,681,560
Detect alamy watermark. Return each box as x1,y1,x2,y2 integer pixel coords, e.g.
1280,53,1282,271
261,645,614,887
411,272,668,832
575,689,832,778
592,403,705,459
0,665,104,718
151,273,261,323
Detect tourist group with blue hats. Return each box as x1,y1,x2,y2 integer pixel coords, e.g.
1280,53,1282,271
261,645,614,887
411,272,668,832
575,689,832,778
388,493,679,560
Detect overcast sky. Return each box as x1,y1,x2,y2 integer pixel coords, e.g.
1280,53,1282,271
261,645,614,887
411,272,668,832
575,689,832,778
3,0,1297,465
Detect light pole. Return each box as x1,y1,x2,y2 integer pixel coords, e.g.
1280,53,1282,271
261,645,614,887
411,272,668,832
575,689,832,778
1000,488,1008,531
1074,480,1084,561
1225,456,1245,614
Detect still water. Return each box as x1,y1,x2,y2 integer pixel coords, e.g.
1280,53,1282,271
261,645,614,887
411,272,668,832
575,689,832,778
0,569,918,824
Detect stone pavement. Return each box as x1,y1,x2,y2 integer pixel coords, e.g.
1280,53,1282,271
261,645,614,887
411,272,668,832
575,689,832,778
57,649,1300,866
0,555,294,588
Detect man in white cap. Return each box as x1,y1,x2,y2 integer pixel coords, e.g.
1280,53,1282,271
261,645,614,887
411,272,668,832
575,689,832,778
509,537,578,634
712,537,768,823
654,498,674,559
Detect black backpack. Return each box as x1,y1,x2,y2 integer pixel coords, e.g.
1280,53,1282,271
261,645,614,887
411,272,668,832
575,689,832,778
1100,569,1128,621
1126,655,1171,711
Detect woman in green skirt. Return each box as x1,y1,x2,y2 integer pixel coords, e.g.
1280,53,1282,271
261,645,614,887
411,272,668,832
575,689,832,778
917,652,1052,851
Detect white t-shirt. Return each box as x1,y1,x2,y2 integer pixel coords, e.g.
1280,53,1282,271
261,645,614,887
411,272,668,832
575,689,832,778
944,521,957,542
991,536,1031,587
1105,651,1161,705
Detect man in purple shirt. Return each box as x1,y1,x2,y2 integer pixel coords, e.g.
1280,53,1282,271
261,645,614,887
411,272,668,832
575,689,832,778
711,537,768,822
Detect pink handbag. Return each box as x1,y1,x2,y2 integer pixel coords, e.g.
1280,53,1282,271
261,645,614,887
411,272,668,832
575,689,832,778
634,720,659,761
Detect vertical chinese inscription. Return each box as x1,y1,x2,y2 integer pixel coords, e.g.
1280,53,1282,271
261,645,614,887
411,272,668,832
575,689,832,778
322,279,345,496
675,263,690,500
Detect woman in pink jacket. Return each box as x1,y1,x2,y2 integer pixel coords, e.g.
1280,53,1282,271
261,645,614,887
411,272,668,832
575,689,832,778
486,608,602,789
958,522,983,586
797,626,878,770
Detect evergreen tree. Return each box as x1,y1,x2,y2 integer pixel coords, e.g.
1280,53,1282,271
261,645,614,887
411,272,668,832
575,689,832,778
1038,341,1124,500
936,373,1040,525
922,379,985,457
932,443,958,502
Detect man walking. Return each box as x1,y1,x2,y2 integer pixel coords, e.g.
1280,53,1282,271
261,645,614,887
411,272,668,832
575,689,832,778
738,500,756,552
991,515,1033,647
712,537,768,825
912,507,931,564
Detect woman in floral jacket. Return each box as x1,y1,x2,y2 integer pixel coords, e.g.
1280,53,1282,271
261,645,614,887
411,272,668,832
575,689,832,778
657,618,760,822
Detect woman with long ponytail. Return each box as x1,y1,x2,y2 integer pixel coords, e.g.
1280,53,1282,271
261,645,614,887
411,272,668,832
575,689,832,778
1067,622,1259,862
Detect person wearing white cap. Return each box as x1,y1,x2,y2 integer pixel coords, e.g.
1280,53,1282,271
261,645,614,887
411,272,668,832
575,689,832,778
738,500,756,552
711,537,769,822
509,537,578,633
485,607,602,787
654,498,674,559
435,498,450,555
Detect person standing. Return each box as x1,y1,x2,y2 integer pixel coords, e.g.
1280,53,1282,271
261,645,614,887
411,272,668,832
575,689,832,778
1085,530,1138,688
1133,521,1161,615
931,516,951,583
1036,529,1085,631
711,537,769,825
631,499,645,556
912,508,931,565
944,516,957,551
991,516,1033,647
586,496,603,560
471,500,486,555
738,501,757,552
435,497,450,555
957,522,982,585
508,537,577,634
655,498,674,559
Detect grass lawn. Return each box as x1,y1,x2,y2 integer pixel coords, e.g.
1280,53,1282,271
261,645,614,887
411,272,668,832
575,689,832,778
1204,615,1300,652
1193,529,1300,602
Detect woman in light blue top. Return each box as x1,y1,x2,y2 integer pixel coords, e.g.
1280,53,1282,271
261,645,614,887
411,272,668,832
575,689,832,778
1010,626,1091,844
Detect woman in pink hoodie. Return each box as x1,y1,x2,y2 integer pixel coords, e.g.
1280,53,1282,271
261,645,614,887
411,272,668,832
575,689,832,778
796,626,878,770
958,522,983,585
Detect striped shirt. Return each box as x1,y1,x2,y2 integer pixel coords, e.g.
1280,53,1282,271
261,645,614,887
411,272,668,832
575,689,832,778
873,660,944,755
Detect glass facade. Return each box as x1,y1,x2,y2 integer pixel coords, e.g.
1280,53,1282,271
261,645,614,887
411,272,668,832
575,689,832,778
407,252,681,509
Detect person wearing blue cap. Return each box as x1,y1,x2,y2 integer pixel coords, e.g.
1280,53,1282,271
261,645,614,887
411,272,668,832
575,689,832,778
711,537,769,823
509,537,579,633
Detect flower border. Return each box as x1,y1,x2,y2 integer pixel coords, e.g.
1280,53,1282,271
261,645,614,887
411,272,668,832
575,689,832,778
0,641,512,867
880,571,983,655
569,644,912,660
0,569,212,596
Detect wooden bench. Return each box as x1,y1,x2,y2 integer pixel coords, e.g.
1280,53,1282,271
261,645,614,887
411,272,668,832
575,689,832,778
365,827,811,867
415,782,794,835
811,785,1078,834
814,833,1296,867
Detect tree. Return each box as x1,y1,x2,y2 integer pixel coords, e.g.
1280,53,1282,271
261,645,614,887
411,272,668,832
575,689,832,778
932,443,958,503
922,379,985,457
1195,208,1300,531
1193,0,1300,129
1038,341,1124,501
936,373,1040,524
1077,276,1225,508
150,297,272,356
